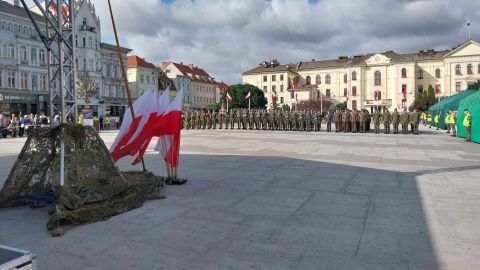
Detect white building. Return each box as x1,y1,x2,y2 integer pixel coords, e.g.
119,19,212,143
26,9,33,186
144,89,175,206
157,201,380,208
0,1,49,116
243,40,480,112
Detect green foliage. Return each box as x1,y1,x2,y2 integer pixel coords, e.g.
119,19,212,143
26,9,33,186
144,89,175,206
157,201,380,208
281,104,291,111
222,84,268,109
206,103,221,111
427,85,435,98
336,101,348,110
409,96,438,112
467,80,480,90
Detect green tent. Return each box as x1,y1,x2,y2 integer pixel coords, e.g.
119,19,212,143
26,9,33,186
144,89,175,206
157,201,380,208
457,90,480,143
428,90,478,129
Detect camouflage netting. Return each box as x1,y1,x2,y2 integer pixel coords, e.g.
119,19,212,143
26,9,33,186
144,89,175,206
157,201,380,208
0,124,164,229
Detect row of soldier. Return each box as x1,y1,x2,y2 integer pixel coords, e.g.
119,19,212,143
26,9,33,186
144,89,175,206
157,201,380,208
181,107,422,134
182,109,324,131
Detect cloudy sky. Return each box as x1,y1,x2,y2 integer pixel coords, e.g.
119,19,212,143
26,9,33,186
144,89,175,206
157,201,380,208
27,0,480,84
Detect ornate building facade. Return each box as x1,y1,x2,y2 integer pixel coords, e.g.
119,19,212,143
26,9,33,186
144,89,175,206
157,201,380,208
243,40,480,112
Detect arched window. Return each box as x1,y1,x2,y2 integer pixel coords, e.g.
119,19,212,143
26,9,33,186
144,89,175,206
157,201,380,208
417,69,423,79
88,37,93,48
316,75,321,84
1,21,6,30
435,68,441,78
401,68,407,78
455,64,462,75
7,22,11,31
39,49,46,63
19,45,27,61
352,71,357,81
23,26,27,35
344,74,347,83
7,43,14,58
325,74,331,84
374,71,381,85
467,64,473,74
306,76,311,85
30,48,36,64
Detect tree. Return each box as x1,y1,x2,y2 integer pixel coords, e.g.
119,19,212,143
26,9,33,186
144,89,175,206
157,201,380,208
221,84,267,109
281,104,291,111
206,103,221,111
427,84,435,98
467,80,480,90
409,96,438,112
77,70,99,105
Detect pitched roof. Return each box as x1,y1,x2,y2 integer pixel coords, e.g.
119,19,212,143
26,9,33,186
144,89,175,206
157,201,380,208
127,55,156,69
243,62,299,75
0,1,45,21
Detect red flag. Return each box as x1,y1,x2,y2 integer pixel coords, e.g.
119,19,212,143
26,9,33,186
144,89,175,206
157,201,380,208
220,102,225,112
346,90,349,101
292,81,297,89
226,92,232,102
272,94,275,104
154,88,184,168
110,89,155,162
403,90,407,101
374,91,378,101
246,91,251,99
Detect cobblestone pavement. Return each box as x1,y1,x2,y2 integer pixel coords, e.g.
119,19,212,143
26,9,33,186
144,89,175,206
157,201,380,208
1,125,479,269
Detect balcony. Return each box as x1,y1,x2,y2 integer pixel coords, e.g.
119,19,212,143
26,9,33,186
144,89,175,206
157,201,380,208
364,99,392,106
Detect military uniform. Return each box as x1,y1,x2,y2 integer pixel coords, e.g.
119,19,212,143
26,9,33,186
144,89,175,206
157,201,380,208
383,110,391,134
212,110,218,129
206,111,212,129
229,110,235,129
359,111,366,133
391,109,400,134
400,110,409,134
341,111,349,133
372,110,381,134
410,110,421,135
351,110,359,133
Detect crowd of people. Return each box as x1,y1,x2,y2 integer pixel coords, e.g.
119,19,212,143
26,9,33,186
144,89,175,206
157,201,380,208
0,113,50,139
181,108,425,135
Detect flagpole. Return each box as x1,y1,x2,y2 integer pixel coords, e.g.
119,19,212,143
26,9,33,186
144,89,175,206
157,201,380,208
248,98,250,110
108,0,146,171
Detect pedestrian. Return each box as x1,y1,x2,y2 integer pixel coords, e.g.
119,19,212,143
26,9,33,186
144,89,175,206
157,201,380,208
463,109,472,142
325,111,333,132
372,109,381,134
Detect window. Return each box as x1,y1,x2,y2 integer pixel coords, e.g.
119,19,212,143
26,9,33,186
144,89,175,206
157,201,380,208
435,84,441,94
280,97,284,104
417,69,423,79
263,76,267,82
352,71,357,81
8,71,16,88
272,75,276,81
105,85,110,97
23,26,27,35
31,74,37,91
39,49,46,64
401,68,407,78
40,74,46,91
19,45,27,61
306,76,311,85
83,59,87,70
435,68,441,78
140,75,144,83
326,74,331,84
106,64,110,77
272,85,276,92
456,82,462,91
89,59,93,71
374,71,381,85
96,61,99,72
326,89,331,97
467,64,473,74
31,48,36,64
352,86,357,96
402,84,407,93
7,44,14,58
455,64,461,75
316,75,321,84
352,100,357,110
290,91,294,99
280,84,284,92
374,90,382,101
75,58,79,69
83,37,86,47
280,74,284,81
7,22,11,31
20,72,28,89
263,86,267,92
344,74,347,83
113,66,117,77
75,35,78,46
146,75,150,84
88,37,93,48
343,88,348,97
95,39,98,50
417,85,423,94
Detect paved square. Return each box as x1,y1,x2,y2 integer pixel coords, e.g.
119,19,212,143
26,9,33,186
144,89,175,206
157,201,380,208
1,125,480,269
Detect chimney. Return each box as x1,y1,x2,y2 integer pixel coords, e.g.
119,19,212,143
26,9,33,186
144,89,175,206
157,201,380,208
189,64,194,70
14,0,20,6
